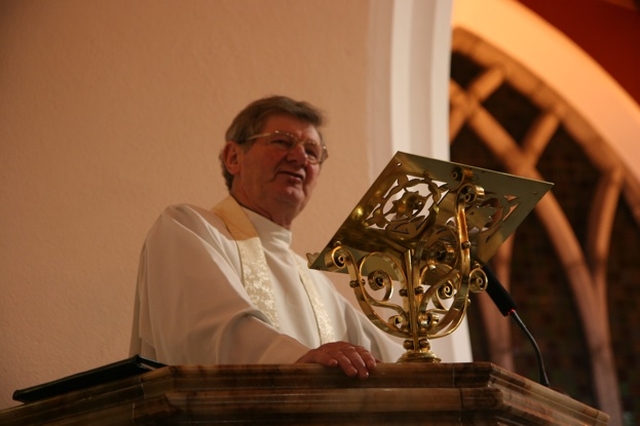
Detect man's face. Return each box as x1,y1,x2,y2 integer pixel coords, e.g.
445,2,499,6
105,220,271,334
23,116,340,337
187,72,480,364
225,114,323,228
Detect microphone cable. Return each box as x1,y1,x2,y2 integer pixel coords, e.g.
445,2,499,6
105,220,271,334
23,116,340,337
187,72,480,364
482,265,550,387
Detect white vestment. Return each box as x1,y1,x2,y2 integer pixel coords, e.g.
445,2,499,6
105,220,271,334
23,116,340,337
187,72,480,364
129,197,404,365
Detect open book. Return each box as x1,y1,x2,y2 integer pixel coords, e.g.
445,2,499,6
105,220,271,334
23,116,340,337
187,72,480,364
13,355,165,403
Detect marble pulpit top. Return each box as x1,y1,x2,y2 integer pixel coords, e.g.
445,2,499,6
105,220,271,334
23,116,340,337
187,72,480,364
0,362,609,425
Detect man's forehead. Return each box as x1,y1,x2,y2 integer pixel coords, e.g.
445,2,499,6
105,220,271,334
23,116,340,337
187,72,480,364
261,114,321,138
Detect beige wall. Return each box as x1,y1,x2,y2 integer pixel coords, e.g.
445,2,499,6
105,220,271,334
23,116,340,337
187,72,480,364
1,0,464,408
0,0,387,408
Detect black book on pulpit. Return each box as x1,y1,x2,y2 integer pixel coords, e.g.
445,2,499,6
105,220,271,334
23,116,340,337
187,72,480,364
12,355,165,403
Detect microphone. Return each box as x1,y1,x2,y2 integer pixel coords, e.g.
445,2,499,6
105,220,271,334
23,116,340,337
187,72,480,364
481,265,550,387
482,264,517,316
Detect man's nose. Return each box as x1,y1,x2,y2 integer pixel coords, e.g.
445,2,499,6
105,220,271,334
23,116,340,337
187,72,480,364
287,141,309,165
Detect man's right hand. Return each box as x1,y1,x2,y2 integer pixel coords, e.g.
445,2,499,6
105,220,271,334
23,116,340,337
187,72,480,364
295,341,378,379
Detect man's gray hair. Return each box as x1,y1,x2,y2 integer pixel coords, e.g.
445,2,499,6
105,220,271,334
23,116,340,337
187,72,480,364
220,95,326,190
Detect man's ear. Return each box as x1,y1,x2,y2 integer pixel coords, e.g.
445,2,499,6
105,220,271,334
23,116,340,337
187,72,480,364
221,141,242,176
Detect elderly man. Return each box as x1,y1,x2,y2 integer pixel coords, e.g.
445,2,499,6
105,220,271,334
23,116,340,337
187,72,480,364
130,95,403,379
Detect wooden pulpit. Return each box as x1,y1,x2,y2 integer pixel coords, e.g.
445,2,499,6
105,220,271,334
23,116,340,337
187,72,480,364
0,362,609,425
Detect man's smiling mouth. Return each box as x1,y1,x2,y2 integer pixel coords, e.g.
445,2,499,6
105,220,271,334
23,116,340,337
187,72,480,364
279,170,305,181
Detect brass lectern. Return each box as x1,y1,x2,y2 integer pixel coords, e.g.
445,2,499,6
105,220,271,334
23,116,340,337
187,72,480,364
308,152,552,362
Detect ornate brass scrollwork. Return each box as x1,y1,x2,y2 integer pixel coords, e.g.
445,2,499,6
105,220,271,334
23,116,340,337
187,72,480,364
308,152,552,362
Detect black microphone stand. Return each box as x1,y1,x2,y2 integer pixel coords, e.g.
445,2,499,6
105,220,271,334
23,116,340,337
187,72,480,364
482,265,550,388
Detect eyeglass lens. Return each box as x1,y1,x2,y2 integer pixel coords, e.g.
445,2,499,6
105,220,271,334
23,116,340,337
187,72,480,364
265,133,323,164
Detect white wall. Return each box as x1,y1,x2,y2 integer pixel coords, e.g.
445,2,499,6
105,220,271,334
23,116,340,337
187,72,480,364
0,0,459,409
367,0,471,363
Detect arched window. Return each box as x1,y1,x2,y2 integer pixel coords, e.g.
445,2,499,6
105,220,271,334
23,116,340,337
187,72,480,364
450,27,640,424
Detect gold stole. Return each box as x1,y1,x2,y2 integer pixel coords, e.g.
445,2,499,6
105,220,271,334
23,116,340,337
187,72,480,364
212,196,335,344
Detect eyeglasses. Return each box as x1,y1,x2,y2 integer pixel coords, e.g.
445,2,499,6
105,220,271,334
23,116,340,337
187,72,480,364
243,130,328,165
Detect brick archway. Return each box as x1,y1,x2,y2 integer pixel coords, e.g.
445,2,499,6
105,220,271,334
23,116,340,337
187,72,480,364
449,27,640,424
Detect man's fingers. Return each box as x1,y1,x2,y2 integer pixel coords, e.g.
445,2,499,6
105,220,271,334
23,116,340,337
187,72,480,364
336,345,370,378
295,342,377,379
